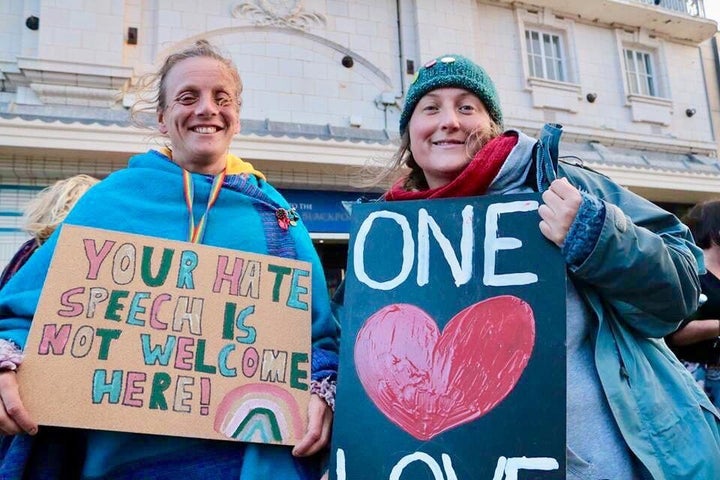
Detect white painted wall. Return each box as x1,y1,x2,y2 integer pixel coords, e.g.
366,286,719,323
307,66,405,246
0,0,715,146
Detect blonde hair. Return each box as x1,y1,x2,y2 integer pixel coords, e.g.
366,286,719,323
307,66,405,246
24,174,99,244
131,39,243,127
380,120,504,191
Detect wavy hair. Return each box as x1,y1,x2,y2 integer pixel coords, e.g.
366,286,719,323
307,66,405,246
24,174,99,244
130,39,243,128
379,120,504,191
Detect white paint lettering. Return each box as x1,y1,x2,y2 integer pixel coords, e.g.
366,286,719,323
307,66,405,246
354,211,414,290
484,201,539,287
417,206,473,287
441,453,459,480
502,456,560,480
389,452,445,480
335,449,559,479
336,448,346,480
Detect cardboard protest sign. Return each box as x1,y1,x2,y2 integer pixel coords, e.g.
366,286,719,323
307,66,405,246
18,225,311,445
331,194,567,479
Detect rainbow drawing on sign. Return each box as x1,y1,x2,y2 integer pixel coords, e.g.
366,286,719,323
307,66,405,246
214,384,304,444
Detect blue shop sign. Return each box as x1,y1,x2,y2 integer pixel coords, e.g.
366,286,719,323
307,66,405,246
280,189,375,234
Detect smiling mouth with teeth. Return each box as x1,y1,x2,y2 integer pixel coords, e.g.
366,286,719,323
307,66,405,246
193,126,220,133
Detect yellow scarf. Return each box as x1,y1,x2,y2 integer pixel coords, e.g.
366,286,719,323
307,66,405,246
157,147,266,179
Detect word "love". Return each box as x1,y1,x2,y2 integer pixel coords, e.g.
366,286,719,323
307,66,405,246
335,448,559,480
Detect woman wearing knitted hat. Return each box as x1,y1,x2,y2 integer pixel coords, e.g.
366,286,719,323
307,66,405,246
0,40,338,479
374,54,720,478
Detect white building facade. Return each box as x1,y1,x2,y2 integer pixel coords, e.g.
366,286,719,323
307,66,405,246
0,0,718,278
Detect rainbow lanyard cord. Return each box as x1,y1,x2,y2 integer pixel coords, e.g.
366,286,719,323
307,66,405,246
182,168,226,244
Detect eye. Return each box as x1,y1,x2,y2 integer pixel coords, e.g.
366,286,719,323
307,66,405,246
215,93,233,107
459,104,477,113
176,93,197,105
421,104,439,113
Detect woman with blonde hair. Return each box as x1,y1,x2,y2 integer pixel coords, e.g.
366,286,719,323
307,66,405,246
0,40,338,479
0,174,98,289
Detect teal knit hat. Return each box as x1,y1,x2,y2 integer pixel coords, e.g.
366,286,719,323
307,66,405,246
399,54,503,135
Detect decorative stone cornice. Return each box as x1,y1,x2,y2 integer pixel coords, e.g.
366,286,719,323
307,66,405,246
231,0,326,30
29,84,120,108
4,57,133,107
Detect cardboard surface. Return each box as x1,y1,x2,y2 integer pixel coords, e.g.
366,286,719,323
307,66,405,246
331,194,567,479
18,225,312,445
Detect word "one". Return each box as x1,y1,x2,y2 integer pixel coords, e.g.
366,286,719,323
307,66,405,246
353,201,539,290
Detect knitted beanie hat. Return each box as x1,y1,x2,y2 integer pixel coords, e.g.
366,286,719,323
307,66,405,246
399,54,503,135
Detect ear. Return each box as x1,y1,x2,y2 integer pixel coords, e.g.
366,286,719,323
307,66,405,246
157,109,168,134
235,120,241,135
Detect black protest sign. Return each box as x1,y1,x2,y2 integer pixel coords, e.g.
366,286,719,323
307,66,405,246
331,194,566,480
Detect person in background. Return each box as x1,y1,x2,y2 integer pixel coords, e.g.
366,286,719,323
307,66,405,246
0,175,98,290
666,199,720,409
0,40,339,479
335,54,720,479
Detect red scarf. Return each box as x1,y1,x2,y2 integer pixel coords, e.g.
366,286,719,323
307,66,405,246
385,132,519,201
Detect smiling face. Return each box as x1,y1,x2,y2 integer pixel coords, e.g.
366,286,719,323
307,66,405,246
157,56,241,174
408,88,492,189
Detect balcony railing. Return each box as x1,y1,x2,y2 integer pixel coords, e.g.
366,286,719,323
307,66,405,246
500,0,715,43
633,0,705,17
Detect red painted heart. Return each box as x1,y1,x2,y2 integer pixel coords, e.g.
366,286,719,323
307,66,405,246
354,295,535,440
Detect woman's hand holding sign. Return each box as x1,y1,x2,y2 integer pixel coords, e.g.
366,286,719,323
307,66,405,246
0,371,37,435
538,178,582,248
292,393,333,457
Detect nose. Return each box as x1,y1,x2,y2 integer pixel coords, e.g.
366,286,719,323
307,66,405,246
439,109,460,130
195,94,219,116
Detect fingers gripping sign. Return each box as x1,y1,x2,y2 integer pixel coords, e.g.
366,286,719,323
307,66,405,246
292,394,333,457
538,178,582,248
0,371,38,436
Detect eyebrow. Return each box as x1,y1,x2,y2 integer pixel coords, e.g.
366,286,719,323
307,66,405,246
421,91,480,102
174,87,233,97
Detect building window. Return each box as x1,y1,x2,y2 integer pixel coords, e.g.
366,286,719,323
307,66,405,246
616,29,671,125
515,8,581,112
525,29,566,82
623,48,656,96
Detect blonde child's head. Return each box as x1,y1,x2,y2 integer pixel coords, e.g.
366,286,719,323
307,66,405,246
24,174,99,244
